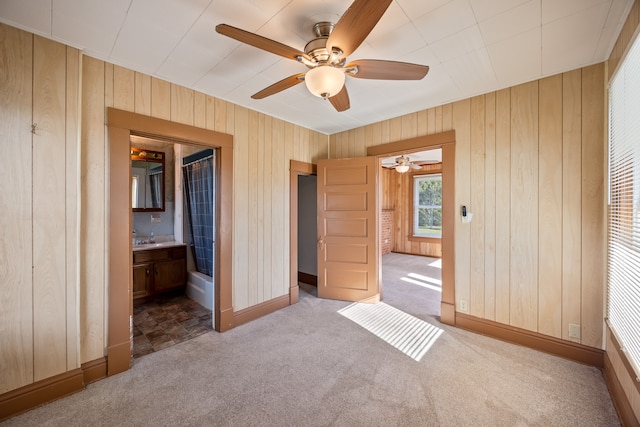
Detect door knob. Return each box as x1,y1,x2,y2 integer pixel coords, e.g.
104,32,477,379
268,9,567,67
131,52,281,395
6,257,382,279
318,237,325,250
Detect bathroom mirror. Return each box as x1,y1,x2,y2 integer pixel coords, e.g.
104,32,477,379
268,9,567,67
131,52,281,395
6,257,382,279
131,147,165,212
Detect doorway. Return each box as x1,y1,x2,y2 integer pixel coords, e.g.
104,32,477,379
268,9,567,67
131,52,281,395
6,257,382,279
289,161,317,303
130,137,217,359
289,130,454,324
106,108,233,375
367,130,456,325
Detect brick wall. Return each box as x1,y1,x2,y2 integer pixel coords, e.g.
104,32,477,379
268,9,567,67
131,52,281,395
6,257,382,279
381,209,394,255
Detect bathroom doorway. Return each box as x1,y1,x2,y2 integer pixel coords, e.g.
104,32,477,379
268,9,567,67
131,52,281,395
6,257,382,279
130,138,217,358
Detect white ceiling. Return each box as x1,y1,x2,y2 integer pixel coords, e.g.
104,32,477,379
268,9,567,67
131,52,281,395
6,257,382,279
0,0,632,134
382,149,442,166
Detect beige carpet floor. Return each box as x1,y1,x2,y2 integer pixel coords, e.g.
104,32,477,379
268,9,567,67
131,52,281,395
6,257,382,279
3,253,619,426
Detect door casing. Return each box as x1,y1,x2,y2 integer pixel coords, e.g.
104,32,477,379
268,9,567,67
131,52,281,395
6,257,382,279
367,130,456,325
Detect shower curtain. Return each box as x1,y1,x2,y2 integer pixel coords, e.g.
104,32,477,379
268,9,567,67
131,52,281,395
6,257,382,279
182,149,215,276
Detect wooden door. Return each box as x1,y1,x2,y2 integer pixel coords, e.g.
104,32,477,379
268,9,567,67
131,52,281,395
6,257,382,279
317,156,380,302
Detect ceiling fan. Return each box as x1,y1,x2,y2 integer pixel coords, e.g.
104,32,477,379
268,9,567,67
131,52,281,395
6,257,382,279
215,0,429,112
382,155,423,173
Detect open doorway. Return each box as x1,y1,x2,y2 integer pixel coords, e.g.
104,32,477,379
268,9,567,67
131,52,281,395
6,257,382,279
379,148,443,320
289,161,317,302
129,136,217,359
367,130,456,325
107,108,233,376
288,130,454,325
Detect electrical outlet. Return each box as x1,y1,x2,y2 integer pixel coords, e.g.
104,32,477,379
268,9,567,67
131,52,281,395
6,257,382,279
459,300,468,313
568,323,581,339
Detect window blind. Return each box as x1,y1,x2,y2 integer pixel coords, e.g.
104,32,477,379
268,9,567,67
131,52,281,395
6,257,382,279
608,31,640,380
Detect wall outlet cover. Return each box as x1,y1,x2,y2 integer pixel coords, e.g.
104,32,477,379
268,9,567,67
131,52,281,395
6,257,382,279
459,300,469,313
568,323,581,339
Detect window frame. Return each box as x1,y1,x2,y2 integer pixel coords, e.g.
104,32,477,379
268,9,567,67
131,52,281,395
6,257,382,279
410,172,442,242
607,29,640,385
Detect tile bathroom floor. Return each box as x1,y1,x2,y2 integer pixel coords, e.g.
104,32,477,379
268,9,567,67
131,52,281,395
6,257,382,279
132,291,213,359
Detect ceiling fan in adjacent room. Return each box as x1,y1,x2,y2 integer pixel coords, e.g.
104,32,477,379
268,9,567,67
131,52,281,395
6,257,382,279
215,0,429,112
382,155,423,173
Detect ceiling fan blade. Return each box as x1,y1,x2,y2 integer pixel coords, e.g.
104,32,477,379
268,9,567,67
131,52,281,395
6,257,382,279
327,0,392,58
216,24,310,62
251,74,305,99
410,163,422,170
347,60,429,80
329,85,350,112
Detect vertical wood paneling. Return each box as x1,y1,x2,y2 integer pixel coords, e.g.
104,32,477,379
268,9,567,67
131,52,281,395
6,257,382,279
171,84,194,125
113,65,134,111
194,91,206,129
248,110,259,306
484,92,496,320
402,112,418,140
80,56,106,362
469,95,486,317
134,72,151,115
270,119,285,301
151,77,170,120
214,97,227,133
282,122,294,296
580,63,605,348
65,47,80,370
494,89,511,324
205,95,216,131
233,106,249,309
263,115,273,296
510,81,539,331
104,63,113,108
562,69,583,341
32,35,67,381
0,23,34,393
453,99,471,310
256,112,265,302
538,75,563,338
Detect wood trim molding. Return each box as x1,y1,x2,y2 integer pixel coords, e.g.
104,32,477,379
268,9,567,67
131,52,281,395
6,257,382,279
456,313,605,367
233,294,290,328
106,108,234,376
367,130,456,157
0,369,84,422
81,357,107,385
603,352,639,426
298,272,318,286
289,160,317,306
0,356,111,421
606,320,640,395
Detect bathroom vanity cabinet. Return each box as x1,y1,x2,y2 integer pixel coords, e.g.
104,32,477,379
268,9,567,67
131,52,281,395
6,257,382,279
133,244,186,300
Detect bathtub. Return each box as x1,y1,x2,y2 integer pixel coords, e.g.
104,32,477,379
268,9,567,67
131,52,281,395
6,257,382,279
186,270,213,310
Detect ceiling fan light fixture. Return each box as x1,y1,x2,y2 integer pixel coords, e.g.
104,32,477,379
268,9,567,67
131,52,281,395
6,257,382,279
395,164,410,173
305,65,345,99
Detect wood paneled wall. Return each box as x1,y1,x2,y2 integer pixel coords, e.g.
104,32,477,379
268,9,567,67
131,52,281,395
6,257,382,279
0,24,80,393
330,64,606,348
381,164,442,257
1,21,328,394
80,59,328,362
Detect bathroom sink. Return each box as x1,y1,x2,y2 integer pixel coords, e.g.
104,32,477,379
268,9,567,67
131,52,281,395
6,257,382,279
132,241,185,251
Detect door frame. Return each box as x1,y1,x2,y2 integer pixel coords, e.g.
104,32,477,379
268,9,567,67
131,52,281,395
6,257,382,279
289,160,317,304
367,130,456,325
106,108,234,376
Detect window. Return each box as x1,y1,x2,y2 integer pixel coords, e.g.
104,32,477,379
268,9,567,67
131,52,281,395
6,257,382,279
607,31,640,378
413,174,442,238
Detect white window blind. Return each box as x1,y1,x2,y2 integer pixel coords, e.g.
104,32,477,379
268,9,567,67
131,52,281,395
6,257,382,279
608,31,640,379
